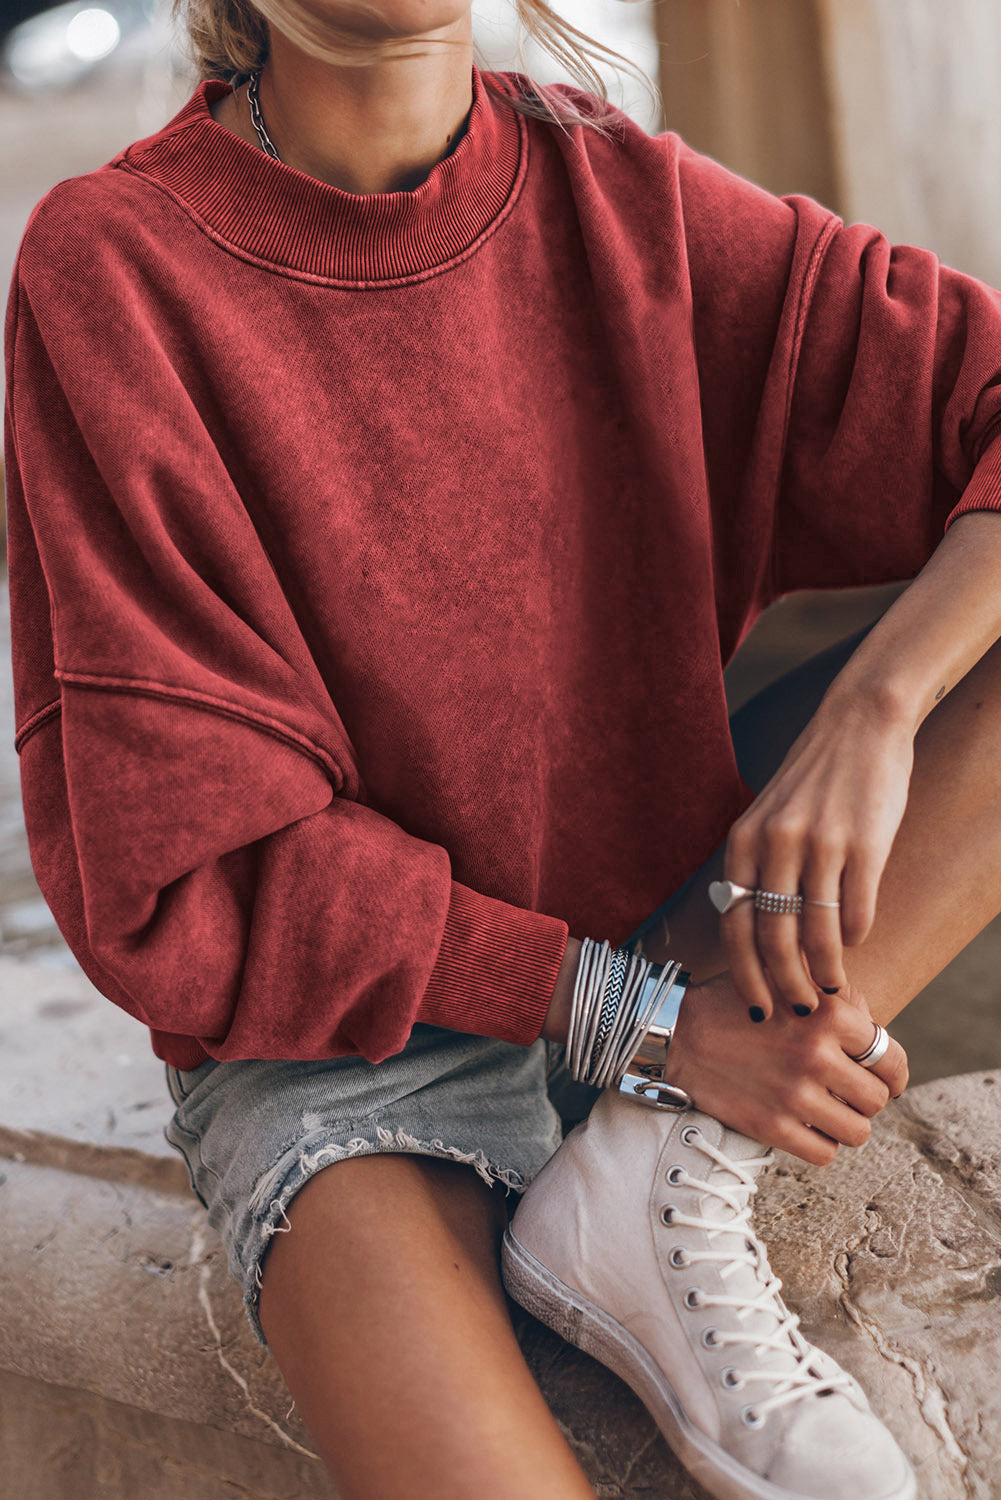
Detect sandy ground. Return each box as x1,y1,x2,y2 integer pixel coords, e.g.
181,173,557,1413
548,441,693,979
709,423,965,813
2,50,998,1087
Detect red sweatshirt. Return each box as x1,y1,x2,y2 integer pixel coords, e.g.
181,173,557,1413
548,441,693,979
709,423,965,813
6,65,1001,1069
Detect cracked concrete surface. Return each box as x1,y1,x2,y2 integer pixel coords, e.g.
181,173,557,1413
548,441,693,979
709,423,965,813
0,1370,338,1500
832,1208,968,1477
754,1073,1001,1500
190,1221,320,1462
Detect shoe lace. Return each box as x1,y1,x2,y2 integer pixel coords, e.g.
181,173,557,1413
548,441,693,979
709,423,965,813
663,1134,856,1421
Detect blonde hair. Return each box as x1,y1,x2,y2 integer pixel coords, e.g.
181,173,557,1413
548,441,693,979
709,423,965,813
170,0,661,140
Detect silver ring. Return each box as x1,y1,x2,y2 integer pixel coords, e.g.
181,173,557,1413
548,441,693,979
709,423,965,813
708,881,840,917
851,1023,890,1069
753,889,804,916
708,880,755,914
711,880,805,915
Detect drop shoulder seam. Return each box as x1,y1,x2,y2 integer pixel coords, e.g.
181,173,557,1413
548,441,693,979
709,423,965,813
5,260,24,459
15,673,352,793
768,210,843,600
14,698,60,752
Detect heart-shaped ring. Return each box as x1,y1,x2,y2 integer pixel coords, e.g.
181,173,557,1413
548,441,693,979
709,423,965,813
708,880,756,915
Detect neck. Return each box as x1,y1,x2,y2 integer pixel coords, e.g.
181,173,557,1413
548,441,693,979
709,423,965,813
220,19,475,195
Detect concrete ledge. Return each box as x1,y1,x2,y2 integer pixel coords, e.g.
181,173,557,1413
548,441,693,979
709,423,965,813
0,1369,338,1500
2,954,1000,1498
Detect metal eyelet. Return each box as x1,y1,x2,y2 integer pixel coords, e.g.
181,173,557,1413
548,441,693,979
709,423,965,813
684,1288,702,1310
660,1205,677,1226
721,1368,744,1390
701,1327,719,1349
741,1406,765,1429
666,1165,685,1185
668,1247,689,1268
681,1125,701,1146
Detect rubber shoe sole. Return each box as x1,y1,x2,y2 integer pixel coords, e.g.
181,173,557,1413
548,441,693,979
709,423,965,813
502,1226,916,1500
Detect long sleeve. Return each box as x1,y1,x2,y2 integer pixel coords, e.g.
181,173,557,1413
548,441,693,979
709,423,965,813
4,256,568,1069
775,202,1001,592
672,138,1001,628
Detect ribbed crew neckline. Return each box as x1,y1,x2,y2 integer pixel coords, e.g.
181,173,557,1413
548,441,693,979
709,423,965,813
120,64,527,284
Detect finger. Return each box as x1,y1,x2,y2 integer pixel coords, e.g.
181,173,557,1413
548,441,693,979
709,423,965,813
825,1056,891,1118
870,1034,909,1099
721,832,774,1018
840,847,881,947
720,1092,840,1166
836,1010,910,1099
753,857,820,1014
804,1092,876,1146
766,1121,840,1168
762,1068,870,1146
799,852,847,996
721,899,776,1018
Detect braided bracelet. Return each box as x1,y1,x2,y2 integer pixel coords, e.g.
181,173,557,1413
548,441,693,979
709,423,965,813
567,938,693,1109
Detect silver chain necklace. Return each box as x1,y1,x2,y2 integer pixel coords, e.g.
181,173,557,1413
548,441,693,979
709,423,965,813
247,69,281,160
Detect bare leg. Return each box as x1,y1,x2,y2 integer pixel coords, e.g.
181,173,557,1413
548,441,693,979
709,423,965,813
645,629,1001,1024
257,1152,596,1500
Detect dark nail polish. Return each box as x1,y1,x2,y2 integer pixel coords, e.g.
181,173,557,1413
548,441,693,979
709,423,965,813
794,1004,813,1016
821,986,839,995
749,1006,765,1023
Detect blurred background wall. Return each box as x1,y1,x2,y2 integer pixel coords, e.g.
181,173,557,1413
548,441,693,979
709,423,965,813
3,1,1001,1080
655,0,1001,287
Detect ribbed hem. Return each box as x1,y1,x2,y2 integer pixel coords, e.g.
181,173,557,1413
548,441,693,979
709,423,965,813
945,429,1001,528
417,881,569,1046
120,65,525,283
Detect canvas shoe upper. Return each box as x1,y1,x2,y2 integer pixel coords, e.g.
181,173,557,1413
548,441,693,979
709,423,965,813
502,1089,915,1500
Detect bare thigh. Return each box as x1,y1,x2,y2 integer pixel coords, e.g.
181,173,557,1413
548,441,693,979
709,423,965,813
257,1151,596,1500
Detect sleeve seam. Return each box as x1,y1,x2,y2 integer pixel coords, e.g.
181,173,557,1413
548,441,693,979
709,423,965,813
5,262,24,464
770,210,843,600
19,672,353,794
13,698,61,753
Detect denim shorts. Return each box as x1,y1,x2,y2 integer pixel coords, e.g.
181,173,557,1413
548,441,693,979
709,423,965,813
163,1023,604,1349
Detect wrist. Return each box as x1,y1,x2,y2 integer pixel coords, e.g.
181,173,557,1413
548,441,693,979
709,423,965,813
553,935,692,1105
541,934,582,1043
815,668,919,737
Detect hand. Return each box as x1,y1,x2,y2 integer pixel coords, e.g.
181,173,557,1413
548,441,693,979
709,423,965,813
722,693,914,1016
662,973,909,1166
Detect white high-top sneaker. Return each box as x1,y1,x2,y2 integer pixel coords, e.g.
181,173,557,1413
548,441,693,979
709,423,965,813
502,1089,915,1500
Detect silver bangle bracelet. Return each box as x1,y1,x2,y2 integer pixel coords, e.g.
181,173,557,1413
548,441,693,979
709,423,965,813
617,965,693,1112
567,938,693,1110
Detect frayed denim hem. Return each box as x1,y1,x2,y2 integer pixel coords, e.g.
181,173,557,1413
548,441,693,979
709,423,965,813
240,1125,531,1349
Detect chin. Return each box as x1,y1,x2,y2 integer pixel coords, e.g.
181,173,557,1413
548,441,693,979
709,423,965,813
269,0,473,41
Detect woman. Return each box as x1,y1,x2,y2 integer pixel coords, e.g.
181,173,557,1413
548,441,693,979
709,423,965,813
6,1,1001,1496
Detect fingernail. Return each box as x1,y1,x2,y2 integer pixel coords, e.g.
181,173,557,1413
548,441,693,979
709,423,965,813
748,1006,765,1023
794,1004,813,1016
821,986,839,995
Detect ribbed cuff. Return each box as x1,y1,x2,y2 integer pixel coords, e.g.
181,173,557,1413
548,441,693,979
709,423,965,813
417,880,570,1046
945,429,1001,529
